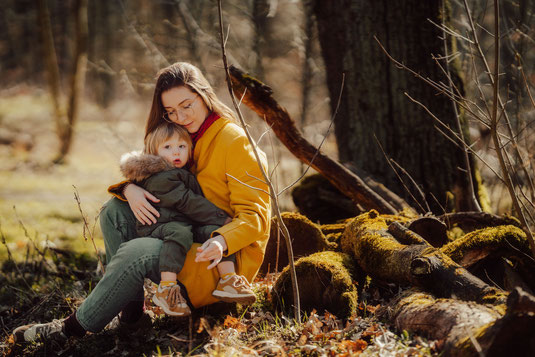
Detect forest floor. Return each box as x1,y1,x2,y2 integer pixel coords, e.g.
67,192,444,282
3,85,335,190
0,251,438,356
0,89,439,356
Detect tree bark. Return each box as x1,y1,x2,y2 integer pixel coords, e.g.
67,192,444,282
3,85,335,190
229,65,412,215
312,0,481,213
386,287,535,357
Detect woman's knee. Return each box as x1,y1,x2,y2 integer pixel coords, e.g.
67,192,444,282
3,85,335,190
100,198,138,261
111,238,162,281
100,198,134,227
116,238,162,263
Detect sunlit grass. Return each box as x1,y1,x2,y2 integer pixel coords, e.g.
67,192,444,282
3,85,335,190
0,90,145,261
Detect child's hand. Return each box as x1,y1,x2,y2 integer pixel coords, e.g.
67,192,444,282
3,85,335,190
224,216,232,225
195,235,227,269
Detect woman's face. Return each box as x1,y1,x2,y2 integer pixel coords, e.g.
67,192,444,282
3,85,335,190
161,86,209,134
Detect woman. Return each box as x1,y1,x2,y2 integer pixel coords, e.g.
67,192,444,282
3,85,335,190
13,62,271,342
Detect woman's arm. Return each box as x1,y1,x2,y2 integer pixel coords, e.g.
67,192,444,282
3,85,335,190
123,183,161,225
211,134,271,255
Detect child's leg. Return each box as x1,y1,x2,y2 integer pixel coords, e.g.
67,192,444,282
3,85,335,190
151,222,193,316
161,271,177,282
216,261,235,278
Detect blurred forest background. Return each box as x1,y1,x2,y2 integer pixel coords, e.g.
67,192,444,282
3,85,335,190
0,0,335,261
0,0,534,263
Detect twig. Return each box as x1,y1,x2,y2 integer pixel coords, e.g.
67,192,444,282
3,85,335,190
405,93,504,182
73,185,105,273
486,0,535,258
278,74,345,197
225,173,270,195
437,3,481,212
217,0,301,321
0,221,38,297
462,0,535,202
374,135,428,214
391,159,431,213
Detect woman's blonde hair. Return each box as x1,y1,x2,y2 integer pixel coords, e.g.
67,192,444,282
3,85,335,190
145,62,237,139
144,121,192,158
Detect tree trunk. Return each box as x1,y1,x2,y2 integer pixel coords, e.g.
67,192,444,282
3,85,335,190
37,0,65,145
54,0,88,164
272,251,360,318
312,0,480,213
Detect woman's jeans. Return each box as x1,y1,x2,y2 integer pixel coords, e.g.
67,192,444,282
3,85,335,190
75,198,163,332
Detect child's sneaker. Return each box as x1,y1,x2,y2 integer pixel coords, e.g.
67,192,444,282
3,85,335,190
13,319,67,343
212,274,256,305
152,284,191,316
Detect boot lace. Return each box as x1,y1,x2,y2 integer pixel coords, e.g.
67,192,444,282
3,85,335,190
231,275,251,289
35,319,64,338
167,285,187,306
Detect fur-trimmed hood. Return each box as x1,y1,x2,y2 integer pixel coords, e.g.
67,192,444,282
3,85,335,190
120,151,175,181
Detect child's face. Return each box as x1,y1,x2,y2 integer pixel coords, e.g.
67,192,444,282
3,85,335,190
157,133,189,169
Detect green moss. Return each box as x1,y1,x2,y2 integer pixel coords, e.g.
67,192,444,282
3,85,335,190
261,212,336,274
272,251,360,318
440,225,529,263
341,210,408,280
474,168,492,213
320,222,348,235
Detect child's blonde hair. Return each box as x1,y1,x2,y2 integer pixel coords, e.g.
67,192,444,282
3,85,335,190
144,121,192,159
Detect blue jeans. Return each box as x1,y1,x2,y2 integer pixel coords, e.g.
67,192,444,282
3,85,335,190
75,198,163,332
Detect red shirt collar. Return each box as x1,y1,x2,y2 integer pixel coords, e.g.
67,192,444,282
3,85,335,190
190,111,220,147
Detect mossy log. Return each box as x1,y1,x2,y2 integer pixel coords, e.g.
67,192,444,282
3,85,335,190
259,212,337,275
271,251,360,318
385,287,535,357
340,210,505,303
440,225,535,293
438,211,521,232
440,225,530,266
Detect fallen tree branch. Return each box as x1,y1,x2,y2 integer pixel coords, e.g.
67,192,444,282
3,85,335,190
228,65,412,215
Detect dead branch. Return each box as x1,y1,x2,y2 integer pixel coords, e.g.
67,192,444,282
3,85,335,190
438,211,521,231
228,65,412,215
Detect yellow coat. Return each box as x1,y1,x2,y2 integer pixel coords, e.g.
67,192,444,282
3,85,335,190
109,118,271,307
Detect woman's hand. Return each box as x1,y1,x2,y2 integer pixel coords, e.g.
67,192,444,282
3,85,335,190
124,183,160,225
195,235,228,269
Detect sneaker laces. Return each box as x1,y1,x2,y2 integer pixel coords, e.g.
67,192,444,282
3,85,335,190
231,275,251,289
36,319,64,337
167,285,187,307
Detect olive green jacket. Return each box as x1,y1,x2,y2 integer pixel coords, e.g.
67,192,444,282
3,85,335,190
119,151,229,240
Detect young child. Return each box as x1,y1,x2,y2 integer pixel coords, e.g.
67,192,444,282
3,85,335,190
120,122,256,317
